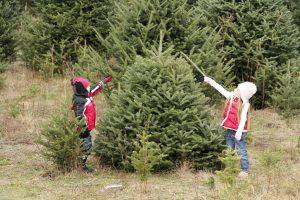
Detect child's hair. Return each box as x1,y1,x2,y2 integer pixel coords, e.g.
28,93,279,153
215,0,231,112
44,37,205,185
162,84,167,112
237,82,257,102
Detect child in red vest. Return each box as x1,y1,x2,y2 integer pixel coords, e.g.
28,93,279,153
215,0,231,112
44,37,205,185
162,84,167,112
70,75,112,172
204,76,257,177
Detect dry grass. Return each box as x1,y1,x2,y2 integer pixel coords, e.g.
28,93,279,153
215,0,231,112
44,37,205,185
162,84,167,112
0,64,299,200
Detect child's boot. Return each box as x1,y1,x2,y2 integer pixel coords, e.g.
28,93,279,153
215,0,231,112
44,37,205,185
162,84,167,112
81,156,94,173
238,171,249,178
83,164,94,173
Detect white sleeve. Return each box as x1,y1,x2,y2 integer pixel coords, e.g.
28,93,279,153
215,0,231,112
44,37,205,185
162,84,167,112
237,103,250,133
209,79,233,99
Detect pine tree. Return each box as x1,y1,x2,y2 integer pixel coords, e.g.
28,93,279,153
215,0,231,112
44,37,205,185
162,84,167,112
253,59,279,109
216,149,241,186
100,0,222,66
0,0,20,63
94,44,224,171
73,45,122,91
19,0,113,72
286,0,300,27
271,59,300,119
194,0,300,108
85,0,235,104
38,103,83,172
130,131,165,181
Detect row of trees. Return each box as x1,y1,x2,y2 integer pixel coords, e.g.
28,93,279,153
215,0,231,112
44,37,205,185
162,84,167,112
1,0,299,109
2,0,299,171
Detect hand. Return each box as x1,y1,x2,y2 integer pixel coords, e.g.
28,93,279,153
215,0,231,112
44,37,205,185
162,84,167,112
104,75,113,84
204,76,212,84
235,131,242,141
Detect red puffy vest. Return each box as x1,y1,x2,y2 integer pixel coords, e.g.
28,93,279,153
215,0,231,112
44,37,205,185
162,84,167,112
221,96,249,132
83,96,96,131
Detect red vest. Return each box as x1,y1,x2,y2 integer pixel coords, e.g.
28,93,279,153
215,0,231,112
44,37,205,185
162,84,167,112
84,96,96,131
221,96,249,132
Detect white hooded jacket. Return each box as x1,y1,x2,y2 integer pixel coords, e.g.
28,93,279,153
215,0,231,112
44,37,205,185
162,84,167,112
205,77,257,135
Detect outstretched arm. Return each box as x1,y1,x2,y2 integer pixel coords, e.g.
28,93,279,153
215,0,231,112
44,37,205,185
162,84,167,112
204,77,232,99
90,75,113,97
235,102,250,140
90,81,104,97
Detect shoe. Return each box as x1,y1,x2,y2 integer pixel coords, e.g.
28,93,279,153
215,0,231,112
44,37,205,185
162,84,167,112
238,171,249,178
83,164,94,173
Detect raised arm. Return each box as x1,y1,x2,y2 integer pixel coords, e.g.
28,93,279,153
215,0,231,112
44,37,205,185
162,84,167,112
235,102,250,140
90,75,113,97
204,77,232,99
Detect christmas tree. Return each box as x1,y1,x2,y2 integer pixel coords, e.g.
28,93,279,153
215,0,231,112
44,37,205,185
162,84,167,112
130,131,166,181
271,59,300,119
39,102,83,172
19,0,113,72
286,0,300,27
0,0,20,63
94,42,224,171
84,0,235,104
194,0,300,108
100,0,222,65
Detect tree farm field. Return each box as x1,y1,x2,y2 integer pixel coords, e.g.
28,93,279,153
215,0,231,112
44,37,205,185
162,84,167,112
0,63,299,200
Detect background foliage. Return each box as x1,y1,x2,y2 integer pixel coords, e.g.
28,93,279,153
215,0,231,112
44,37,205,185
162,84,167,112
19,0,113,73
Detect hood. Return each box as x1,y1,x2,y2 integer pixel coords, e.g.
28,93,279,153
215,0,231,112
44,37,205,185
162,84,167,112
237,82,257,103
71,76,90,97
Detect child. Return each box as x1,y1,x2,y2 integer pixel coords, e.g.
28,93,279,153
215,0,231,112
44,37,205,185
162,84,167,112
70,75,112,172
204,76,257,177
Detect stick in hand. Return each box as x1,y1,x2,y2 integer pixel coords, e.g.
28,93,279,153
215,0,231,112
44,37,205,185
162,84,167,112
180,52,206,77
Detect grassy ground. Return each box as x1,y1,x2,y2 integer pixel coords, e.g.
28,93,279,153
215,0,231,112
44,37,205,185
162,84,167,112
0,63,299,200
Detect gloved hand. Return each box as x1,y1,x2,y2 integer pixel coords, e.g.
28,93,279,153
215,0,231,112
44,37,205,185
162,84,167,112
235,130,242,141
204,76,212,84
103,75,113,84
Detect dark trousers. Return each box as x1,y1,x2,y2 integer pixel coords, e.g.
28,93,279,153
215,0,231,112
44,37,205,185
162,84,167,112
80,129,92,164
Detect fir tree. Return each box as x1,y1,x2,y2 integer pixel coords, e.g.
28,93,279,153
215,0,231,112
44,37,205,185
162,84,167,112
271,59,300,119
285,0,300,27
100,0,222,66
87,0,235,104
94,44,224,171
194,0,300,108
38,103,83,172
0,0,20,63
253,59,279,109
216,149,241,186
20,0,113,72
130,131,165,181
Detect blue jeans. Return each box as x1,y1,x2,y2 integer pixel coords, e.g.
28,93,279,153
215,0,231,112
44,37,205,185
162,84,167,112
225,129,249,172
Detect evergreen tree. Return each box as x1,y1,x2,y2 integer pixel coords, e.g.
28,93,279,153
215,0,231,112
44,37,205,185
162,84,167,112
16,0,35,9
271,59,300,119
216,149,241,186
194,0,300,108
253,59,279,109
0,0,20,63
285,0,300,27
130,131,165,181
73,45,122,91
19,0,113,73
94,45,224,171
38,103,83,172
100,0,221,65
86,0,235,104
